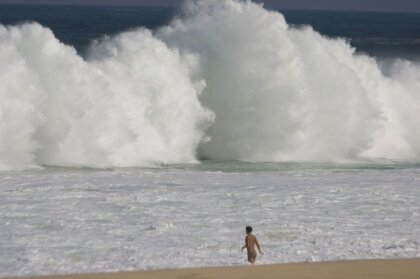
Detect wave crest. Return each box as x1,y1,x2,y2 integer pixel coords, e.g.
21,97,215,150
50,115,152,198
1,0,420,170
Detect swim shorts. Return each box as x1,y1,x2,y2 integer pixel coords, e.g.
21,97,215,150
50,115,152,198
248,250,257,262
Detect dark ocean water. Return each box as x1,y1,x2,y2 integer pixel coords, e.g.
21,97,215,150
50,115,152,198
1,4,420,60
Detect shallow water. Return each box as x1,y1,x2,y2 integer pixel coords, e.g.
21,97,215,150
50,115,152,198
1,163,419,276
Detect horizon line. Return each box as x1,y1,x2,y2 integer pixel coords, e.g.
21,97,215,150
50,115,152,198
1,2,420,15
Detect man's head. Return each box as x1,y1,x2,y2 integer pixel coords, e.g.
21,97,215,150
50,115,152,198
246,226,253,234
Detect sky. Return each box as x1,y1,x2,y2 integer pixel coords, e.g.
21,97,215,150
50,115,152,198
0,0,419,13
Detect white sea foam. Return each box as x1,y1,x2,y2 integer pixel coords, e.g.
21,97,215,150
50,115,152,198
0,23,213,169
159,0,420,162
1,166,420,276
1,0,420,170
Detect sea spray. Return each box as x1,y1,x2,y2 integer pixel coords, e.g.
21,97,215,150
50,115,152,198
1,0,420,170
364,60,420,160
159,0,420,162
0,24,45,170
0,23,213,169
159,0,379,162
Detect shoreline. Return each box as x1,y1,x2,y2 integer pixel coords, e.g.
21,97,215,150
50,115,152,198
5,258,420,279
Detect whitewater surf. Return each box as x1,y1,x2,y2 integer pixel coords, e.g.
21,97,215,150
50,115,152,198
1,0,420,170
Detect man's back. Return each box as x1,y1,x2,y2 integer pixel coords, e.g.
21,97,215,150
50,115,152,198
245,233,257,252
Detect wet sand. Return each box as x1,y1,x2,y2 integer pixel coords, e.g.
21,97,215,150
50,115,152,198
5,258,420,279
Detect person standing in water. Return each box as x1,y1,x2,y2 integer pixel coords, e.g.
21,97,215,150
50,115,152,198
241,226,262,264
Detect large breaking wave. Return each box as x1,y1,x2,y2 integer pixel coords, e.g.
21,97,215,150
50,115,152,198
1,0,420,170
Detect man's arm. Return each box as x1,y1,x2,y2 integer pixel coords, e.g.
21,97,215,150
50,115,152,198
241,236,248,252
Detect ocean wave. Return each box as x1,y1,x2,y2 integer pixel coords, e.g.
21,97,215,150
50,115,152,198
1,0,420,170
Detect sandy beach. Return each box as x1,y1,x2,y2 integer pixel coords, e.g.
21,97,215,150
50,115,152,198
5,258,420,279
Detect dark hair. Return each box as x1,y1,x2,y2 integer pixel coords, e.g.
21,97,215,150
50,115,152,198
246,226,253,233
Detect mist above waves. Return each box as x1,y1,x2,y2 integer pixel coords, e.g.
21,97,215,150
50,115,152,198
1,0,420,170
